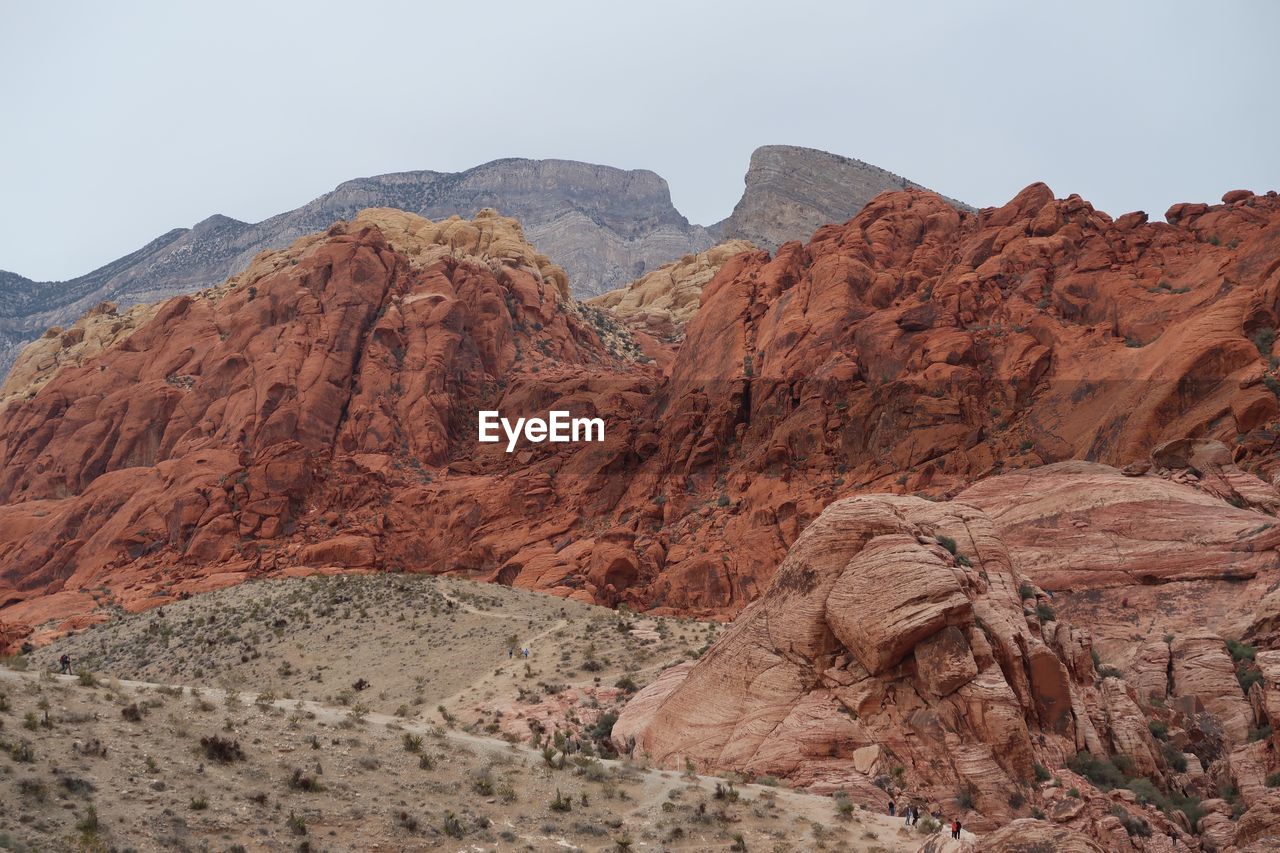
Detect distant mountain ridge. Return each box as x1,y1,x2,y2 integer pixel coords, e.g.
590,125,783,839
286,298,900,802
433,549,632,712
715,145,974,250
0,147,968,377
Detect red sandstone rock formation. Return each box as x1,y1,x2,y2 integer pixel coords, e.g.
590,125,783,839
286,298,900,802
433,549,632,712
5,185,1280,652
610,494,1218,846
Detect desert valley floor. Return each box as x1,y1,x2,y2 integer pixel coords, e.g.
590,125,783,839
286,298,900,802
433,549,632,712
0,573,947,852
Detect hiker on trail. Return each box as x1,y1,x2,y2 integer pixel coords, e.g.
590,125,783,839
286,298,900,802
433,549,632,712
507,647,513,659
888,799,895,817
911,804,920,825
59,654,71,675
951,818,961,839
522,647,529,659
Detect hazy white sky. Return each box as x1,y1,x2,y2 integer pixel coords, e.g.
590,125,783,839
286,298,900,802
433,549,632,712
2,0,1277,281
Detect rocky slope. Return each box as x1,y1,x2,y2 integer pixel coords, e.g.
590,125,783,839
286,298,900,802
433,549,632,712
4,185,1280,656
715,144,972,250
585,239,756,346
612,490,1280,849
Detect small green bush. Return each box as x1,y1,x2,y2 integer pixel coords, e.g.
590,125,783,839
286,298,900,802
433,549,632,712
1227,639,1258,662
1067,752,1126,790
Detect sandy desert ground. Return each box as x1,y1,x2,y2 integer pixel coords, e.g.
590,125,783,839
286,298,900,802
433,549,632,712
0,574,959,851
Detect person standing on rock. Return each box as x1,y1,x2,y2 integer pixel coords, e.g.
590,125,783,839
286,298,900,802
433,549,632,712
59,654,71,675
951,818,961,839
888,799,895,817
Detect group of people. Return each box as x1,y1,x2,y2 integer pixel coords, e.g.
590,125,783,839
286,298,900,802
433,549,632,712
889,799,922,825
887,799,962,839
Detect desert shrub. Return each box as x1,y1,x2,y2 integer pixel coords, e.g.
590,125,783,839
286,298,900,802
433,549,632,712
1147,719,1169,740
1018,583,1036,600
190,795,208,810
1238,667,1264,692
121,703,143,722
1126,777,1168,811
287,811,307,836
550,788,572,812
1036,601,1057,622
288,768,322,792
441,810,465,838
1161,742,1188,772
1249,724,1272,742
1252,328,1276,356
1033,763,1051,783
955,787,976,810
1067,752,1126,789
403,733,423,753
936,535,958,555
1228,639,1258,662
834,792,854,819
590,711,618,747
18,777,47,800
1267,771,1280,788
614,675,638,694
1112,806,1152,838
1171,792,1206,830
200,734,245,763
76,805,100,834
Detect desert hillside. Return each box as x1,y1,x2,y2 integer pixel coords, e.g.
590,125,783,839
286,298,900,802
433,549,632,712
1,574,934,852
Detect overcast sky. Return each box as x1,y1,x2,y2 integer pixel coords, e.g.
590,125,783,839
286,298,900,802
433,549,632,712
2,0,1277,281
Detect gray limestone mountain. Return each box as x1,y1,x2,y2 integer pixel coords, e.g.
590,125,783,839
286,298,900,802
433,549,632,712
0,147,968,378
714,144,973,250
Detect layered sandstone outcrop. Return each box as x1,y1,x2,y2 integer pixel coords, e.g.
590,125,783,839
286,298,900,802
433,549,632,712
610,494,1212,845
0,208,649,645
0,301,162,408
586,240,755,342
6,185,1280,651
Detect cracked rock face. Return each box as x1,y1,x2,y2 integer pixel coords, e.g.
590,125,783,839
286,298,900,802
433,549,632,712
611,492,1280,846
612,495,1082,822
